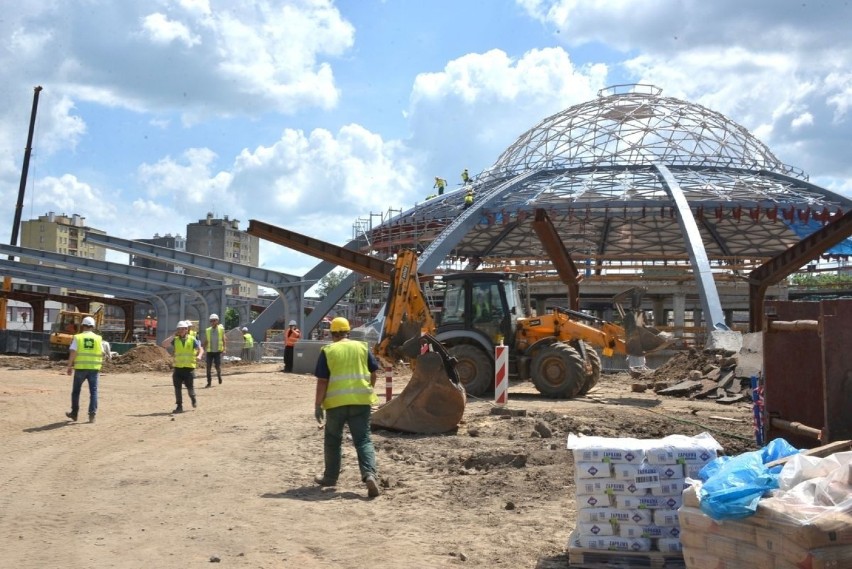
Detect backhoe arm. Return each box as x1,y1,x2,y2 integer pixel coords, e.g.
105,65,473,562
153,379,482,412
375,250,436,364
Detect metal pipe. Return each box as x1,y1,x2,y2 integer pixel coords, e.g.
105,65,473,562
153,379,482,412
770,417,825,442
767,320,820,332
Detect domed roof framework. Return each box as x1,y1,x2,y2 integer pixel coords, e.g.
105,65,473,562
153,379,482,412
351,84,852,331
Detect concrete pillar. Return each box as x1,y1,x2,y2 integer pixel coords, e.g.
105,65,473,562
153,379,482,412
673,292,686,338
653,298,665,327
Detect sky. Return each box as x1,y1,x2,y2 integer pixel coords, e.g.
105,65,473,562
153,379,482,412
1,0,851,281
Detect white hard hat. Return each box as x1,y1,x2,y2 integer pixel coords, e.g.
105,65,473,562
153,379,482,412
177,321,188,329
241,327,248,332
81,316,96,327
209,314,219,321
289,320,297,326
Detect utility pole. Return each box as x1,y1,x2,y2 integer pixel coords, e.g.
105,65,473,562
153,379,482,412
1,85,42,330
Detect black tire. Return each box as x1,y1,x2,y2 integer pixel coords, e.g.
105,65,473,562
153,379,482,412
531,342,586,398
578,343,602,396
447,344,493,397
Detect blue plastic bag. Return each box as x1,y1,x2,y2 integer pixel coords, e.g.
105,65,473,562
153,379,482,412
698,438,798,520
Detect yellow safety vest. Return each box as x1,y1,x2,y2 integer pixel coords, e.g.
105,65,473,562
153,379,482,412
321,340,376,410
174,335,198,369
243,333,254,348
73,331,103,370
205,326,225,352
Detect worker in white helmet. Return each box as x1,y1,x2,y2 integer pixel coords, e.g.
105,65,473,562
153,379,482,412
202,314,226,387
283,319,301,373
241,326,255,361
65,315,110,423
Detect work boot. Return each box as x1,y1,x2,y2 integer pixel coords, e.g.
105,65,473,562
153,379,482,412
218,377,222,384
65,411,77,421
365,475,380,498
205,382,212,388
191,397,197,408
172,406,183,414
313,475,337,487
88,413,96,424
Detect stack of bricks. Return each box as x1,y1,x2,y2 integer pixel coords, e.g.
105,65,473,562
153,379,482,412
567,434,720,556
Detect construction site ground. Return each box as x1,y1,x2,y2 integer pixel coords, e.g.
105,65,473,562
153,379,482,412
0,348,758,569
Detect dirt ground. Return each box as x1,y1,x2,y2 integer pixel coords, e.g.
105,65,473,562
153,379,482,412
0,348,758,569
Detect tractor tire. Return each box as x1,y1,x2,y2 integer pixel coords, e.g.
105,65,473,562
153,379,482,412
447,344,493,397
578,343,602,396
530,342,586,399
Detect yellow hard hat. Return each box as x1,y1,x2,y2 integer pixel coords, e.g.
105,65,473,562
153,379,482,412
330,317,351,332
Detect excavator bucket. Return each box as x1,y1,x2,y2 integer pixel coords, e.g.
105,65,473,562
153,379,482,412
372,340,466,434
614,287,672,356
623,310,671,355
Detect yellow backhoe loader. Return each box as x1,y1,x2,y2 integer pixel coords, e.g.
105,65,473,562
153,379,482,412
371,249,670,432
49,307,105,360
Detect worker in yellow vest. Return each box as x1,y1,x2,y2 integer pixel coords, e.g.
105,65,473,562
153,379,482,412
162,321,204,413
65,316,109,423
202,314,226,387
241,326,255,361
313,317,381,498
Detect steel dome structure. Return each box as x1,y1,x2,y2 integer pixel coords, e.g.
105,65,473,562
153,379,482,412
348,84,852,331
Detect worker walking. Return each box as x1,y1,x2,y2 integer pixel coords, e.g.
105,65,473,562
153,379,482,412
161,321,204,413
313,317,381,498
241,327,254,361
65,316,109,423
464,188,475,209
461,168,471,184
202,314,226,387
434,176,447,196
283,319,301,373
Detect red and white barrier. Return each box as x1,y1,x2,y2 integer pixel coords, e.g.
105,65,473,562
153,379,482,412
494,344,508,405
384,365,393,401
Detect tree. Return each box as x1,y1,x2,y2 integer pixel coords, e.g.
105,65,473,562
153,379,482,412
315,270,351,299
224,307,240,330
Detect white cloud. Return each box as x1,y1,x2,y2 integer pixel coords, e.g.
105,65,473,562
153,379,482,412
29,174,118,228
517,0,852,181
407,47,607,179
141,13,201,47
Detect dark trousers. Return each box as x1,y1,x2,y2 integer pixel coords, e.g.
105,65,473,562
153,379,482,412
206,352,222,383
284,345,295,372
323,405,377,483
71,369,99,415
172,368,196,407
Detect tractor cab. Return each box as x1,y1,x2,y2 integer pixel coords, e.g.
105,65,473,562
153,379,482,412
437,272,524,347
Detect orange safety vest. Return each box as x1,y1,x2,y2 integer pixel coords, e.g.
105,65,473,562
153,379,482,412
285,327,301,347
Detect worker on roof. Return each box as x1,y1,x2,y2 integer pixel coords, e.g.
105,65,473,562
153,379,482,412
313,316,381,498
464,188,475,209
461,168,471,184
433,176,447,196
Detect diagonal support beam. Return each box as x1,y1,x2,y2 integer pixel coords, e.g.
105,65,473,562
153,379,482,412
655,163,729,332
748,208,852,331
247,220,394,282
532,208,581,310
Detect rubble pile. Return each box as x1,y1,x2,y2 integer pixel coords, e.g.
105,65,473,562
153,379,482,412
632,332,763,405
107,343,173,373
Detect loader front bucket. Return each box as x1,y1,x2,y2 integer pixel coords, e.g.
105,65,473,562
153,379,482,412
372,351,466,434
623,312,672,356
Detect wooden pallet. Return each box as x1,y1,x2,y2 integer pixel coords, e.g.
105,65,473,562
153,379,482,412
567,546,685,569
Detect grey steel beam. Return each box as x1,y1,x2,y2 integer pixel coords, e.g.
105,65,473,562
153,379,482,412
655,163,729,332
0,261,174,340
305,171,542,334
0,244,218,327
84,232,302,336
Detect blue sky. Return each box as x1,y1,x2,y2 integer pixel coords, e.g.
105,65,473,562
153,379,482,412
1,0,851,277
